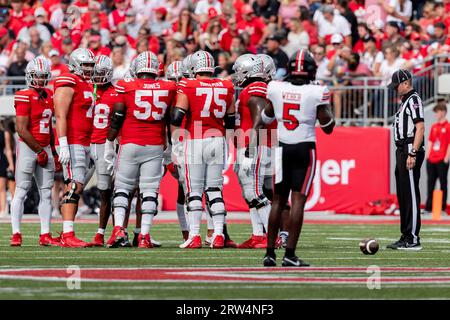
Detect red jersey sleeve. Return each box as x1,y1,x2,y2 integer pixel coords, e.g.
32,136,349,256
247,82,267,98
54,73,77,89
14,90,31,116
177,78,192,95
115,79,127,94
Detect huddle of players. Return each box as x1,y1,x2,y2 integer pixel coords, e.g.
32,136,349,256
10,46,334,266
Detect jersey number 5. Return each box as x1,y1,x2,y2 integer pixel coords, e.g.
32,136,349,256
283,103,300,131
134,90,168,121
197,87,227,118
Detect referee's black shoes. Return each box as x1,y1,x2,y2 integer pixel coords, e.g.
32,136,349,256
281,256,310,267
387,236,422,250
263,255,277,267
386,236,407,249
398,242,422,251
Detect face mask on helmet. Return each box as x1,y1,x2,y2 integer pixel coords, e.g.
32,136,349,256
69,48,96,79
27,71,51,88
26,59,51,89
80,62,95,78
231,54,263,86
92,55,113,85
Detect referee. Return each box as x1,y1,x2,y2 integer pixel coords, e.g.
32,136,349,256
388,69,425,251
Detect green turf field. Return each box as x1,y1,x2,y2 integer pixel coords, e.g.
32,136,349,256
0,221,449,299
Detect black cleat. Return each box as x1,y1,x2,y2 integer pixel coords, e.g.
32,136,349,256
398,241,422,251
386,236,407,250
281,256,310,267
263,255,277,267
132,232,139,247
120,232,132,248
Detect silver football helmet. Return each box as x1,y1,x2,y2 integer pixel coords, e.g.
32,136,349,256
231,54,264,86
92,55,113,85
191,50,215,75
134,51,159,75
124,58,136,79
166,61,183,82
181,54,194,78
25,57,51,88
69,48,95,79
257,54,276,82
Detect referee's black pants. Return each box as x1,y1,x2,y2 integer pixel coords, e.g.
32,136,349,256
395,145,424,244
425,160,449,211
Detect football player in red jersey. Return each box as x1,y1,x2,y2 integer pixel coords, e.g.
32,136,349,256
105,51,177,248
10,57,60,247
54,48,96,248
165,60,190,242
171,50,236,249
232,54,273,249
88,55,118,247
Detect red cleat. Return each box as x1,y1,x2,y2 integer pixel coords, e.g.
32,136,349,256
179,234,202,249
137,233,153,248
90,233,105,247
60,232,91,248
39,233,61,246
211,234,224,249
237,234,267,249
10,233,22,246
225,238,238,248
106,226,127,248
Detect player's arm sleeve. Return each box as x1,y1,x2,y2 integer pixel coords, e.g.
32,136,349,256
14,92,31,116
408,95,424,124
54,74,77,89
315,86,334,134
315,86,331,107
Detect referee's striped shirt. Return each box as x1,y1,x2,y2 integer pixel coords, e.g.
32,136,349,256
393,90,424,144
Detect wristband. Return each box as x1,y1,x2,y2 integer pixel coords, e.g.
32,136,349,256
408,153,417,158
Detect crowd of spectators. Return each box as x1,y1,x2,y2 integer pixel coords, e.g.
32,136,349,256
0,0,449,116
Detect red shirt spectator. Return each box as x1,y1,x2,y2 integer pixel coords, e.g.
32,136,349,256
219,17,238,52
51,23,82,53
42,0,61,15
428,115,450,164
109,0,128,29
302,20,318,46
88,32,112,56
73,0,89,14
237,5,266,47
81,2,109,31
8,0,33,36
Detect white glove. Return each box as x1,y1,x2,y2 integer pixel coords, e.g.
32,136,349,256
57,136,70,166
104,139,116,175
171,137,184,166
242,155,253,174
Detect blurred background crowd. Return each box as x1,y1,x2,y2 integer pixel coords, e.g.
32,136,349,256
0,0,448,88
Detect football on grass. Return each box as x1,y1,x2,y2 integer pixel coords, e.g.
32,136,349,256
359,238,379,255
